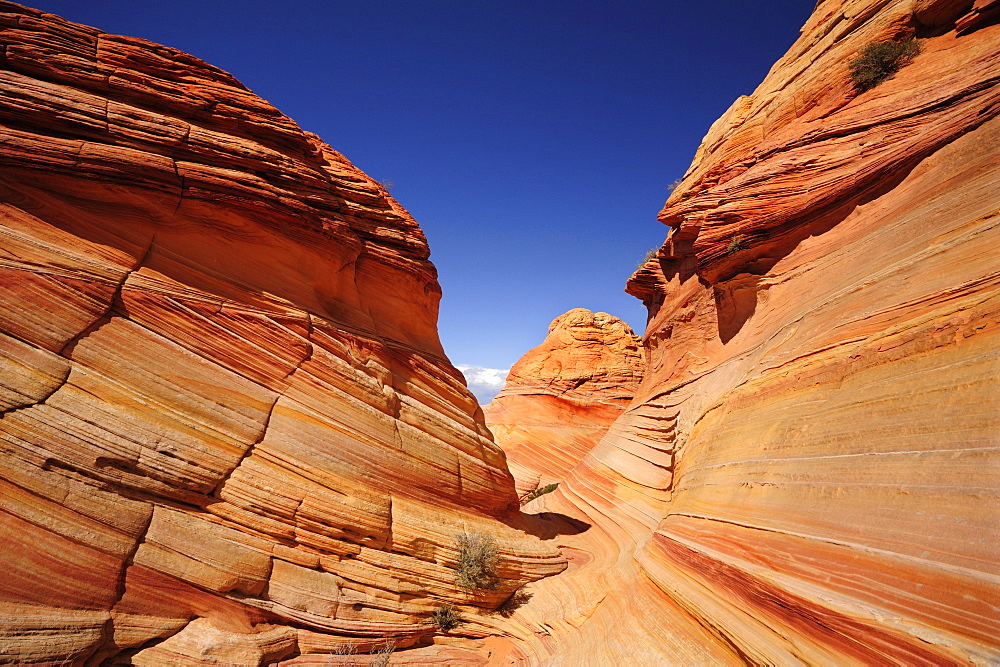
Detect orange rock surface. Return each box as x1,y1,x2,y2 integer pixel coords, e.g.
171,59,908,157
489,0,1000,663
483,308,643,497
0,3,565,663
2,0,998,663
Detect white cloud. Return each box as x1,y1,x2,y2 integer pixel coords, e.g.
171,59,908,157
455,365,509,404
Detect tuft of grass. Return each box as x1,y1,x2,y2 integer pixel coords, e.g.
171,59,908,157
667,178,683,192
333,640,358,667
369,639,395,667
455,530,501,591
431,603,462,631
519,482,559,506
636,247,659,269
725,235,744,255
494,587,533,618
848,39,921,92
331,638,395,666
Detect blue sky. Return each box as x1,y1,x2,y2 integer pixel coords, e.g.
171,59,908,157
35,1,812,398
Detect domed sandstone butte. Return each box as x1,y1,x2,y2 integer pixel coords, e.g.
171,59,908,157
483,308,643,497
490,0,1000,663
0,2,567,663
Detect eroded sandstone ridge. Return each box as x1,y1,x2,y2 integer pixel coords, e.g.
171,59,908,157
488,0,1000,664
0,3,565,663
2,0,999,664
483,308,643,497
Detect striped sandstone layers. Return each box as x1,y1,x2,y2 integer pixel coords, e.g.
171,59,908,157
513,0,999,663
1,0,998,664
0,3,564,664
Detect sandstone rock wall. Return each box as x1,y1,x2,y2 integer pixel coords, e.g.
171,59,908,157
2,0,998,664
542,0,1000,663
0,3,563,663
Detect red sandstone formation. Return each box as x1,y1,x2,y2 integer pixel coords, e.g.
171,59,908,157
2,0,999,664
496,0,999,663
0,3,565,663
483,308,643,496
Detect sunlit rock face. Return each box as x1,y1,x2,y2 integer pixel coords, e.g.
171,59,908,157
483,308,644,496
0,3,565,663
533,0,1000,663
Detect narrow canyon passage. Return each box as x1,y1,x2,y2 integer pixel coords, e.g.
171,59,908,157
496,486,741,664
0,0,997,664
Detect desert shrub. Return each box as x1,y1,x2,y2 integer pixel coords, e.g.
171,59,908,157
431,603,462,631
519,482,559,506
331,638,395,666
636,247,659,269
848,39,921,92
667,178,683,192
332,640,358,667
494,587,533,618
725,234,744,255
455,530,501,591
369,639,395,667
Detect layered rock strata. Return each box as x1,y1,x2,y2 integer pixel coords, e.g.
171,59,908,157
483,308,643,497
2,0,998,664
0,3,564,664
486,0,1000,664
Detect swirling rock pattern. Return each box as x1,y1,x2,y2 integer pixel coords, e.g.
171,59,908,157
0,3,564,663
503,0,1000,663
2,0,998,663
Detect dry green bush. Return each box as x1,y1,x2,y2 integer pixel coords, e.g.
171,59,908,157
369,639,395,667
455,530,501,591
848,39,921,92
330,638,395,666
519,482,559,506
636,247,659,269
726,234,744,255
431,603,462,631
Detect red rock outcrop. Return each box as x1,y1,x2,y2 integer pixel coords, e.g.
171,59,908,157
0,3,565,664
483,308,643,496
3,0,998,663
485,0,1000,664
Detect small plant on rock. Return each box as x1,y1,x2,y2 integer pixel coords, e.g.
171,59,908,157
636,247,659,269
332,640,358,667
519,482,559,506
369,639,395,667
726,234,744,255
431,603,462,631
494,586,533,618
455,530,501,591
848,38,921,92
331,638,394,666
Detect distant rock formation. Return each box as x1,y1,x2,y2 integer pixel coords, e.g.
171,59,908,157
0,3,564,663
483,308,643,495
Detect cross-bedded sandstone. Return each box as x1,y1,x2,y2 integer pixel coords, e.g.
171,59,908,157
0,3,565,663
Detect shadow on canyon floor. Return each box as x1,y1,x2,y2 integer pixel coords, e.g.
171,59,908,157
511,511,592,540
